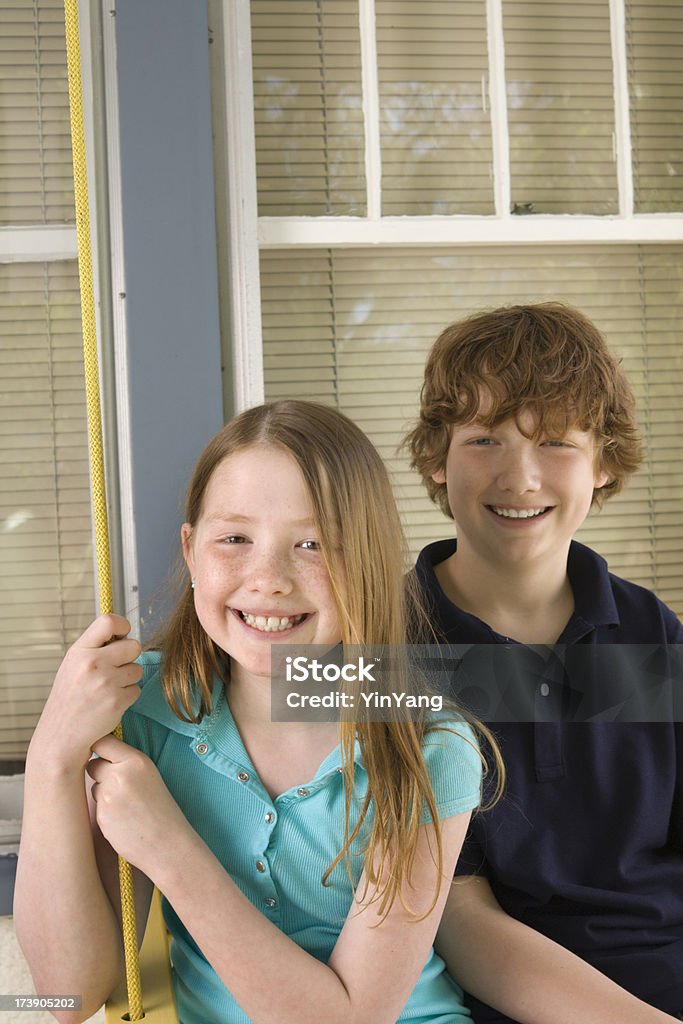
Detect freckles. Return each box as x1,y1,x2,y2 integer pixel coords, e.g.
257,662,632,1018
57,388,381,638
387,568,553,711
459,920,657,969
297,560,336,600
300,561,333,587
195,560,241,593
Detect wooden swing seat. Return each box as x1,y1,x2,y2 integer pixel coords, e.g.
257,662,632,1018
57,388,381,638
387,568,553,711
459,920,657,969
105,890,177,1024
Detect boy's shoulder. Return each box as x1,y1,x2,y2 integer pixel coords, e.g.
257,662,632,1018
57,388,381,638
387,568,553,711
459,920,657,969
570,541,683,642
603,566,683,642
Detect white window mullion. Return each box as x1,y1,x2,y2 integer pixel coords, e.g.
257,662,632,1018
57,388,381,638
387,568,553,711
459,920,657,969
221,0,264,410
609,0,634,217
258,214,683,249
359,0,382,220
486,0,511,218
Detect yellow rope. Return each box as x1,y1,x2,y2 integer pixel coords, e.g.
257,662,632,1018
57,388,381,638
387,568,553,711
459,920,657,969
63,1,144,1018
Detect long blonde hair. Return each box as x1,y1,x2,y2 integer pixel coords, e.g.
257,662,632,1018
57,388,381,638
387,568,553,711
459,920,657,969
154,400,501,919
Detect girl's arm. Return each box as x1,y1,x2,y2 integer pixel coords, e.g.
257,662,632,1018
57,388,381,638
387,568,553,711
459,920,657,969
14,615,152,1024
88,732,471,1024
437,875,680,1024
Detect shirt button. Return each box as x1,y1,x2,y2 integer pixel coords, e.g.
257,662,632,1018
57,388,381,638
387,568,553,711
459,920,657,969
296,787,309,797
237,770,250,782
264,812,275,824
264,897,277,908
196,743,208,755
256,860,266,873
540,683,550,697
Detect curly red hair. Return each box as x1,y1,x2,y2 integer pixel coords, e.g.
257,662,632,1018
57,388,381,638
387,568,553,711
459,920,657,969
404,302,644,518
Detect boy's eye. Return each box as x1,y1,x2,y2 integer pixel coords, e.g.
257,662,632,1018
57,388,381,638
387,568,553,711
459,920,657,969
542,440,571,448
467,437,496,446
222,535,247,544
299,539,321,551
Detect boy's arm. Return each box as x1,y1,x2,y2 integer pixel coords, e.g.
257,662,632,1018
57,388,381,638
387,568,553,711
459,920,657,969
438,875,680,1024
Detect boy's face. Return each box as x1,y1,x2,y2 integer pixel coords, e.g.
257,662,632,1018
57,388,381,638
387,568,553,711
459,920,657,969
432,406,609,571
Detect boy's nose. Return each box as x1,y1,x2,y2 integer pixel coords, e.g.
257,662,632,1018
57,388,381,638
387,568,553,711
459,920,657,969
496,450,542,493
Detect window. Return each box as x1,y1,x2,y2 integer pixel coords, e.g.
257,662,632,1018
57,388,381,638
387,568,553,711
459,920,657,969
0,0,94,761
504,0,618,214
627,0,683,212
259,243,683,611
219,0,683,612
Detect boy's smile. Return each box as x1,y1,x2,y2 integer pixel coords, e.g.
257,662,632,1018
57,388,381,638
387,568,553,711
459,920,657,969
432,408,609,572
486,504,554,523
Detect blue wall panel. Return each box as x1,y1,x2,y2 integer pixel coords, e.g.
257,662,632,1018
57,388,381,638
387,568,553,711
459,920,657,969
115,0,224,633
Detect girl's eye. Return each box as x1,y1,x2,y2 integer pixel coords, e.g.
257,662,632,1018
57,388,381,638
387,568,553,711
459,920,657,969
542,440,571,448
299,539,321,551
467,437,496,446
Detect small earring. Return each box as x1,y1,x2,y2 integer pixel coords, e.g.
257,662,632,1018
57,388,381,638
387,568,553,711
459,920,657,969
191,577,196,589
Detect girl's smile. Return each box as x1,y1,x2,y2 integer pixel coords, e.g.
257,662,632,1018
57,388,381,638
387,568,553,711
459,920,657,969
233,608,309,633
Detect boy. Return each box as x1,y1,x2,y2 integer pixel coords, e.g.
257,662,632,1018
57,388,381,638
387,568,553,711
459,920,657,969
405,303,683,1022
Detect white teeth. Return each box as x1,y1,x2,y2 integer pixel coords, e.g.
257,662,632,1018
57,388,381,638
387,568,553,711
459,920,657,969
241,612,305,632
491,506,548,519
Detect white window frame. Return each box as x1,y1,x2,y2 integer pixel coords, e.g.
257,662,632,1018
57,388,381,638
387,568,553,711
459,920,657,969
101,0,139,631
220,0,683,411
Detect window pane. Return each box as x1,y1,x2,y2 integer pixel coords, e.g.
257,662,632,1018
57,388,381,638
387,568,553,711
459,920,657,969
0,0,74,225
504,0,618,214
250,0,366,215
0,261,95,759
627,0,683,212
376,0,493,214
261,244,683,614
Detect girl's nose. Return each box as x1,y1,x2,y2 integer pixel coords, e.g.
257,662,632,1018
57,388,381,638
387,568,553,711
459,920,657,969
246,553,294,594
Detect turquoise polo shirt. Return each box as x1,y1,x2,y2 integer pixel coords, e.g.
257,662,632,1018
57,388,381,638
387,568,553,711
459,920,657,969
122,652,481,1024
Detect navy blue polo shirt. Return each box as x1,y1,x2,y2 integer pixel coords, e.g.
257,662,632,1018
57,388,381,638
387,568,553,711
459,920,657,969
415,539,683,1021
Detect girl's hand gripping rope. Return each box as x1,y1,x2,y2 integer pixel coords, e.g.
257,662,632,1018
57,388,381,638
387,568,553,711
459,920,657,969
32,613,143,772
87,733,195,879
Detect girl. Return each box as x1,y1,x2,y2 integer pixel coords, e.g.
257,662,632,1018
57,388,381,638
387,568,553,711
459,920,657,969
15,400,491,1024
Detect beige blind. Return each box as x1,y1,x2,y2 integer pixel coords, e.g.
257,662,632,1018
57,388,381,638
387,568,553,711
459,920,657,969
504,0,618,214
0,0,74,225
627,0,683,212
250,0,366,215
261,244,683,616
0,262,95,760
376,0,493,215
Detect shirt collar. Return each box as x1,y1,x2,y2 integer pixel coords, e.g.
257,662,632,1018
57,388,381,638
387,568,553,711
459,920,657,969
565,540,620,630
131,651,209,736
415,537,620,643
131,652,364,775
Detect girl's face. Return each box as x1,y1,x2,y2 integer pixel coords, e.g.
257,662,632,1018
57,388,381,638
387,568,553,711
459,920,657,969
182,444,343,687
